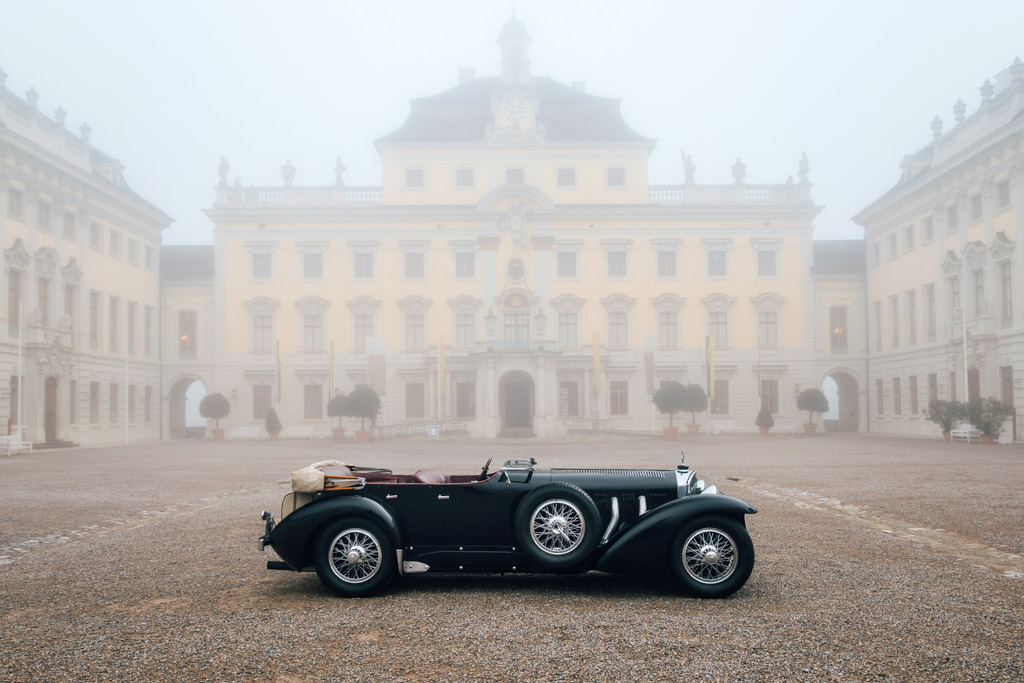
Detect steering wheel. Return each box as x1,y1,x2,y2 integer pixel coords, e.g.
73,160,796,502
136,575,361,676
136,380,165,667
478,457,493,481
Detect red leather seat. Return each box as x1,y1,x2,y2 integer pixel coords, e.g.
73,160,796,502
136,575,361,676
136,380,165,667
413,469,450,484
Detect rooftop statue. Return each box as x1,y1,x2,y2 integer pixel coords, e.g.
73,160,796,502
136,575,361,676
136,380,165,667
798,152,810,184
681,150,696,184
218,157,230,187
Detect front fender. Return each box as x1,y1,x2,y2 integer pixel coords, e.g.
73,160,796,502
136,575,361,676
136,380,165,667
268,495,401,571
594,495,756,576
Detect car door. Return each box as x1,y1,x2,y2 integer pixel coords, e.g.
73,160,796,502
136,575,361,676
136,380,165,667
432,479,501,547
371,484,444,548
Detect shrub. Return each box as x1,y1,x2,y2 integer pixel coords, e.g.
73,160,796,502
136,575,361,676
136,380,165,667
681,384,708,425
797,388,829,425
967,397,1013,437
652,381,687,427
265,407,282,434
326,393,348,428
755,403,775,430
348,386,381,430
924,399,965,433
199,392,230,430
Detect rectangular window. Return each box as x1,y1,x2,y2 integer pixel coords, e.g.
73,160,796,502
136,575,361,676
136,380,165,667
949,276,961,320
925,284,936,342
89,291,101,349
89,382,99,423
405,168,424,188
109,383,119,424
877,379,884,415
405,252,425,279
252,384,272,420
758,312,778,347
922,216,934,243
949,371,957,401
558,312,578,349
711,380,729,415
557,251,577,278
657,250,677,277
145,306,153,357
109,296,120,353
144,386,152,423
606,167,626,187
928,373,938,406
7,270,21,337
830,306,848,353
38,201,51,230
1001,261,1013,326
607,251,627,277
456,313,475,350
557,168,577,188
89,222,103,250
354,314,374,352
972,268,985,317
658,312,677,349
69,380,77,424
559,381,579,418
760,379,779,414
996,180,1010,209
610,380,629,416
109,231,122,258
405,313,425,351
303,384,323,420
456,382,476,418
252,315,272,352
871,242,881,267
946,205,958,233
303,314,323,351
909,375,919,415
252,253,272,280
63,212,77,241
887,233,898,259
37,277,50,327
455,252,475,278
889,295,899,349
757,250,777,277
128,384,137,423
903,225,915,251
505,168,525,185
905,290,917,346
145,246,154,270
405,383,425,419
64,284,76,336
354,252,374,279
455,168,475,187
607,312,628,349
127,302,137,355
504,312,529,349
128,239,139,264
709,312,727,348
970,194,982,222
7,188,24,218
873,300,882,351
893,377,902,416
303,253,323,279
707,250,727,277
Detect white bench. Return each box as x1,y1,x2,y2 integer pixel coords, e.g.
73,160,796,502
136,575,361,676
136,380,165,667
230,426,263,440
284,426,314,440
1,434,33,456
950,423,979,443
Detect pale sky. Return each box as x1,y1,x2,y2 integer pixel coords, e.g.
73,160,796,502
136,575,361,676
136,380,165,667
2,0,1022,244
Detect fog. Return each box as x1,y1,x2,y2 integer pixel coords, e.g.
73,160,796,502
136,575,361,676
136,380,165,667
2,0,1021,244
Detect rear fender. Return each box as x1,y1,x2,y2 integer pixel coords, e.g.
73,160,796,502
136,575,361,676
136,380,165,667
269,495,401,571
594,495,756,576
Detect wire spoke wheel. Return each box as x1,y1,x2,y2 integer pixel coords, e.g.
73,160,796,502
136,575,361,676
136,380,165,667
328,528,382,584
682,527,737,584
530,499,586,555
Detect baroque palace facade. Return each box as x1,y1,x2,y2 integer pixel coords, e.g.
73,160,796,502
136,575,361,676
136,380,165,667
197,21,865,439
855,57,1024,438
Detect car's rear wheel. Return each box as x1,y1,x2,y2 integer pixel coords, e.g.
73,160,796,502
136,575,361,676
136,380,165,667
668,515,754,598
514,483,601,569
313,519,396,597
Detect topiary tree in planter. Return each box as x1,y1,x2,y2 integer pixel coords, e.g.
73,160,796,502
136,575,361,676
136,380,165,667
925,399,966,440
968,397,1013,443
347,386,381,442
265,407,282,440
652,380,687,440
755,402,775,436
680,384,708,434
326,393,348,440
797,388,829,435
199,392,231,441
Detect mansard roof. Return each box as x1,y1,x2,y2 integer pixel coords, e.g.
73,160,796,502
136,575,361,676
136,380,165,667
161,245,214,280
375,76,654,146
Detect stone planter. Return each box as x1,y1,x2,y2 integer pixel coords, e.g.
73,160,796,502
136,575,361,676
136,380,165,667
980,434,995,444
686,423,700,435
211,428,225,442
355,430,371,443
803,423,818,436
333,427,346,441
268,431,280,441
662,426,678,441
759,427,770,436
942,431,951,441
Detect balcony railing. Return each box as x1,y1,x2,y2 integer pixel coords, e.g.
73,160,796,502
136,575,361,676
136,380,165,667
372,419,469,440
649,183,811,204
215,185,382,206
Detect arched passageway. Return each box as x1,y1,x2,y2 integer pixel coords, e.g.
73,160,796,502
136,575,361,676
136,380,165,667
498,370,535,436
823,372,859,432
169,377,208,438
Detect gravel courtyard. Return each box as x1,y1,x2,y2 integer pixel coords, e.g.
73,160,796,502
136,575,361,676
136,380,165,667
1,433,1022,681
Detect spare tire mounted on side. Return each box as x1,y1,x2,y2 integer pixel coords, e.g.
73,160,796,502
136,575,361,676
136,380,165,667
514,482,601,569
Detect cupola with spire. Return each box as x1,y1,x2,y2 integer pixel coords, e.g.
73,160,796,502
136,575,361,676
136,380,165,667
497,18,532,83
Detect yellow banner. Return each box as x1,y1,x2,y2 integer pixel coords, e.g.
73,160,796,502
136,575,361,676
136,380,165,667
706,335,715,400
438,334,446,398
592,332,601,393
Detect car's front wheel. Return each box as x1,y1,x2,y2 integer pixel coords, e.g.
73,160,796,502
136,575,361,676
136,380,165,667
313,519,396,597
668,516,754,598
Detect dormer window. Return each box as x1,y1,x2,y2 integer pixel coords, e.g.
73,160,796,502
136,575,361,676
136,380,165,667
405,168,424,188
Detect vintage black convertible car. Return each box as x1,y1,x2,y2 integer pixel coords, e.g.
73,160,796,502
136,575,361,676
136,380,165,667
258,452,756,598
